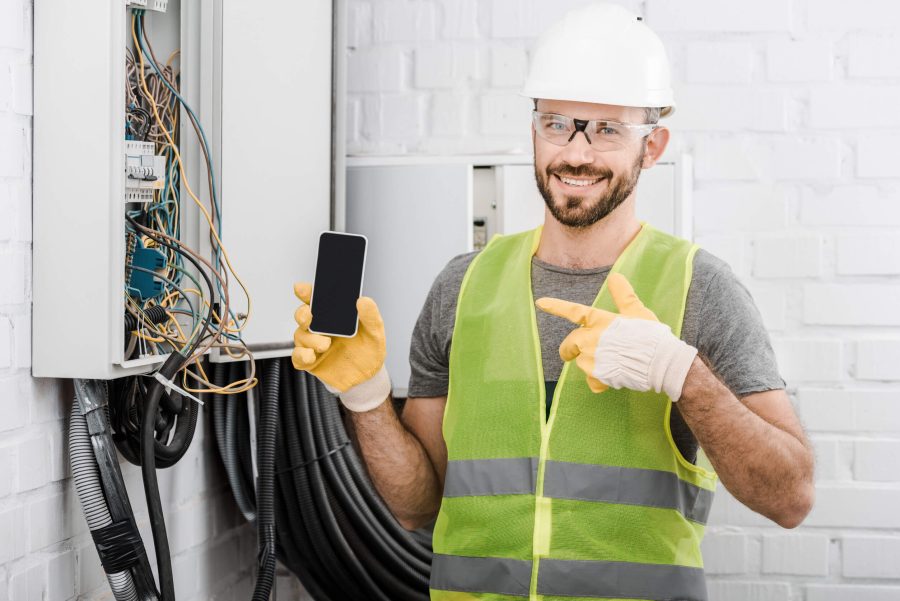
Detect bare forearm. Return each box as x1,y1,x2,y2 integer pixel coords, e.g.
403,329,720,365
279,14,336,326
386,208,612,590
677,357,815,528
348,398,442,529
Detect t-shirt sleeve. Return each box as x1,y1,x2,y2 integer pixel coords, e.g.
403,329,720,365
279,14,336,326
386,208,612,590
694,265,787,397
406,252,476,398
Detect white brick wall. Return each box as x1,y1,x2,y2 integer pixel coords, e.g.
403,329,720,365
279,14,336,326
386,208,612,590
0,1,261,599
350,0,900,598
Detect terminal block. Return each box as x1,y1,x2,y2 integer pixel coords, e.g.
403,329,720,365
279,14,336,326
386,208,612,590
125,140,167,202
126,0,168,13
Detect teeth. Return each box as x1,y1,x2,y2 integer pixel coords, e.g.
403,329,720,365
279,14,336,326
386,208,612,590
560,176,600,187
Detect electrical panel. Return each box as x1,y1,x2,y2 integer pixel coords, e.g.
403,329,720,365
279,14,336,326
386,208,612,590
346,154,692,397
33,0,339,379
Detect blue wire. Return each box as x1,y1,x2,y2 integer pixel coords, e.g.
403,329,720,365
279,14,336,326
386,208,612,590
135,11,243,340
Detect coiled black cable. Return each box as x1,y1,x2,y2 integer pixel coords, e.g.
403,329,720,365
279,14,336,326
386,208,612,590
252,359,280,601
211,358,432,600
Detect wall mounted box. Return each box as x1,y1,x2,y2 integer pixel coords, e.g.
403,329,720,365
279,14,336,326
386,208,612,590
33,0,339,378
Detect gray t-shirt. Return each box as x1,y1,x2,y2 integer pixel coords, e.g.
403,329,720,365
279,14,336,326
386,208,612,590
407,247,786,464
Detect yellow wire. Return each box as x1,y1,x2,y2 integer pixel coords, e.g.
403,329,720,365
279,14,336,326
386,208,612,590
132,16,253,333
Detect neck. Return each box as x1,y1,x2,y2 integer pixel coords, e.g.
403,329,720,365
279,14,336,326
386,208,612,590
534,198,642,269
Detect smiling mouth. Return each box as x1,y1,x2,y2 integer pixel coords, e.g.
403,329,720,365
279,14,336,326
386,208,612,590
554,174,606,188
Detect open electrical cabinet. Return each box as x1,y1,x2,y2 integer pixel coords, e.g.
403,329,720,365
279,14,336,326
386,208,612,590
33,0,339,379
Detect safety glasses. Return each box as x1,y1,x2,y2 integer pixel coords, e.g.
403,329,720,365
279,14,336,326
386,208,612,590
532,110,659,151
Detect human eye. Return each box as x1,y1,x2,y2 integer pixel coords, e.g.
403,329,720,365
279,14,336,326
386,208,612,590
595,122,624,136
540,114,569,132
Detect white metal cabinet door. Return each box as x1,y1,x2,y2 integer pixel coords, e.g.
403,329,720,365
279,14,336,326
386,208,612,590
346,164,472,397
214,0,333,356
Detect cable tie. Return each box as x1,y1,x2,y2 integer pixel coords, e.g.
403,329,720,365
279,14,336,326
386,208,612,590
274,441,350,476
153,371,205,406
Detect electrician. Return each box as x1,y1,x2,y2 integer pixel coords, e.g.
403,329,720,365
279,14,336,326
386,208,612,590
292,4,815,600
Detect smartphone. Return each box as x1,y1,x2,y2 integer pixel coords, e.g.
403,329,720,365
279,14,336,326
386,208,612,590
309,231,368,338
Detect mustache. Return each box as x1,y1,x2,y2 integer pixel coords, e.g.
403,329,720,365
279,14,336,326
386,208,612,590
547,163,614,180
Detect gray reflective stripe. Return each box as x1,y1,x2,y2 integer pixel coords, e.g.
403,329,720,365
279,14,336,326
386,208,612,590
543,460,715,524
538,558,707,601
443,458,538,497
430,554,532,597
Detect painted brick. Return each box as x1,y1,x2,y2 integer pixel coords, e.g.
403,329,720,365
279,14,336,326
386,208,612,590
0,119,26,177
11,312,29,369
685,42,754,83
379,94,426,140
744,284,787,331
801,186,900,227
848,36,900,78
753,234,822,278
706,580,792,601
806,584,900,601
9,561,45,601
10,62,30,116
11,180,30,243
16,435,50,492
439,0,481,39
695,234,744,274
700,531,750,574
810,86,900,129
762,533,830,576
854,440,900,481
0,252,26,305
646,0,792,32
46,551,75,601
431,93,470,136
414,44,481,89
0,2,25,50
796,388,900,433
843,536,900,578
804,284,900,326
771,338,843,383
669,88,787,132
805,484,900,528
479,92,532,136
347,47,405,93
346,1,372,48
0,318,10,369
856,339,900,380
0,506,27,564
809,435,847,481
694,185,789,232
491,44,528,88
372,0,437,43
837,233,900,275
767,39,833,82
0,183,12,241
768,136,841,181
693,137,765,181
808,0,900,32
28,493,67,551
858,134,898,179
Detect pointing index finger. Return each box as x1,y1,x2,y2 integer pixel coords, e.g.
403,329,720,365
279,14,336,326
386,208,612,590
536,297,606,328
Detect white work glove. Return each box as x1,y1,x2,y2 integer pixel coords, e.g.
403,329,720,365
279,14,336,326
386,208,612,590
536,273,698,401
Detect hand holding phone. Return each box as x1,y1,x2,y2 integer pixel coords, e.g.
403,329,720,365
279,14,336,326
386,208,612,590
292,232,390,411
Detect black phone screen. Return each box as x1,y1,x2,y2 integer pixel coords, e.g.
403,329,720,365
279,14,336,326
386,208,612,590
310,232,367,337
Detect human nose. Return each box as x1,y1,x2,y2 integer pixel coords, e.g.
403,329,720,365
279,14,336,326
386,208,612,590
560,130,595,166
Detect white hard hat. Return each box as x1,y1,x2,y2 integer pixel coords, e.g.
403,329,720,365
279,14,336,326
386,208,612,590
520,2,675,117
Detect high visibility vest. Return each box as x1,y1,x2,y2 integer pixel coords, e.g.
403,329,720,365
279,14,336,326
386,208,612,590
430,223,719,601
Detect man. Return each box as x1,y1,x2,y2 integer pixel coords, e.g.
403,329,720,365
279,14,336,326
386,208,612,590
292,4,815,600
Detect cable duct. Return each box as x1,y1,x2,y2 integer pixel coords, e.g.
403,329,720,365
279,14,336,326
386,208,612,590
211,357,433,600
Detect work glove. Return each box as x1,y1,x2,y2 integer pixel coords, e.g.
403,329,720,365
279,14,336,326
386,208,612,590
535,273,698,401
292,282,391,412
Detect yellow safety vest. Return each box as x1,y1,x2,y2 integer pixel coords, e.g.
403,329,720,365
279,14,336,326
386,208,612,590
431,223,719,601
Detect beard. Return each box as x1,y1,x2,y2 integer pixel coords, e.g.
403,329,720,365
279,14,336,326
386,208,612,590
534,145,645,229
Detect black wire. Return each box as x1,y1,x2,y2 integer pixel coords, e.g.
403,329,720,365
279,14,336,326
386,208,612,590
125,213,215,357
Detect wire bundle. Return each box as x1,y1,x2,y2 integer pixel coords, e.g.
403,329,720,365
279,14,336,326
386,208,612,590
212,358,434,601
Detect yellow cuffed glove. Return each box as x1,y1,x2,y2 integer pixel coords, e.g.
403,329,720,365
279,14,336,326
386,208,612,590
292,282,390,412
535,273,698,401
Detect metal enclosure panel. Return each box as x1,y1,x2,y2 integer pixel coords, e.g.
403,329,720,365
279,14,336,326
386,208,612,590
211,0,333,357
33,1,127,378
346,165,473,397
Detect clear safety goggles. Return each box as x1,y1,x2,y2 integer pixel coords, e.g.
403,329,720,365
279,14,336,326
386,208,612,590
532,110,659,151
